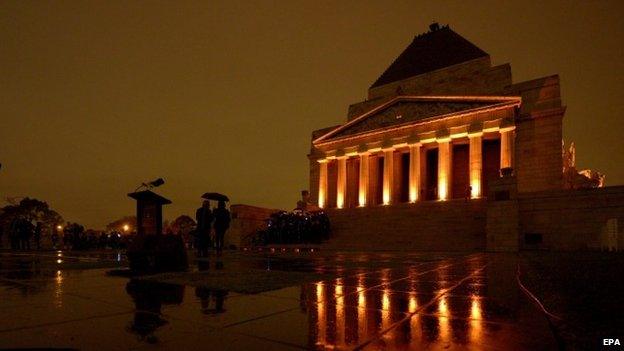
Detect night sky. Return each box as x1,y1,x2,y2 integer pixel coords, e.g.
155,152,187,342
1,0,623,229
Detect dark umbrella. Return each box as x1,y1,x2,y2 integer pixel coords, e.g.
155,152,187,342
201,193,230,202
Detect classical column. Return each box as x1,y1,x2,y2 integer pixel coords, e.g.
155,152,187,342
437,138,451,200
500,127,515,170
468,133,483,198
358,153,369,207
408,143,421,202
317,159,328,208
382,148,394,205
336,157,347,209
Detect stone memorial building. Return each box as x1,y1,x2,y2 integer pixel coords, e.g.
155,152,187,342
307,24,624,251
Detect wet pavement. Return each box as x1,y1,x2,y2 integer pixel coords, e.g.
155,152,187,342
0,250,558,350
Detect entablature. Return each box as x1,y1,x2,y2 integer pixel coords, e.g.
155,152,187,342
312,96,519,159
313,95,519,150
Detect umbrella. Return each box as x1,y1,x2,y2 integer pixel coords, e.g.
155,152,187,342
201,192,230,202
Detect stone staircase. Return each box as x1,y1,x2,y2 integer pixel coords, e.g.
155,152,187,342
323,199,487,251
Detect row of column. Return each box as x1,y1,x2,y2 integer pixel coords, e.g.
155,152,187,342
318,129,514,209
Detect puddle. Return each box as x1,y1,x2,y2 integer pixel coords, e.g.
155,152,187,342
0,251,558,350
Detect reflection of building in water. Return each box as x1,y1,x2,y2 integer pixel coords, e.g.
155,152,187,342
304,266,492,349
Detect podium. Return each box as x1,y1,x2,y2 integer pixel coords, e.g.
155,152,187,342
127,190,172,236
126,190,187,273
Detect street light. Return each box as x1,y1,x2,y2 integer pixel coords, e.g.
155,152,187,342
123,224,130,233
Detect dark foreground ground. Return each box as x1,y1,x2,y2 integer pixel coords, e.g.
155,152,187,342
0,249,620,350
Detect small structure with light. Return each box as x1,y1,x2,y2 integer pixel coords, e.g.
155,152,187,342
128,179,170,236
126,178,187,273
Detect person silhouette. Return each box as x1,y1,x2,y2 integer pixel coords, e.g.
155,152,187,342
34,222,42,250
10,217,20,250
212,201,230,255
19,218,32,250
195,200,213,258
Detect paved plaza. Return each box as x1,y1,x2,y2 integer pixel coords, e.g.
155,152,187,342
0,250,557,350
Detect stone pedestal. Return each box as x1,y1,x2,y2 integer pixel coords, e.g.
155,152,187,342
486,173,519,252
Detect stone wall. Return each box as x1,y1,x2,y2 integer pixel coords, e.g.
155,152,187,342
227,204,280,248
316,184,624,252
518,186,624,250
366,57,511,105
346,58,511,121
515,110,563,193
511,75,564,193
309,158,320,205
322,199,487,251
486,175,519,252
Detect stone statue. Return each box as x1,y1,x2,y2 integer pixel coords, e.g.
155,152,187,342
562,140,605,189
296,190,320,213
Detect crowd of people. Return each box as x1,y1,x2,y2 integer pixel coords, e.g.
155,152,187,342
60,224,127,250
252,190,330,245
1,216,42,250
0,217,128,251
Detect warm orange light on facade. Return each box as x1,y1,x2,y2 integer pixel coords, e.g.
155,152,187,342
500,127,515,169
358,153,369,207
382,149,394,205
336,157,347,209
437,139,451,200
316,121,516,207
312,95,521,145
409,143,421,202
469,133,483,198
317,160,328,208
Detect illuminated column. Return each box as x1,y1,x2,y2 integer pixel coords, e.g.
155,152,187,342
408,143,421,202
468,133,483,198
382,148,394,205
437,138,451,200
336,156,347,209
500,127,515,169
318,159,328,208
358,153,369,207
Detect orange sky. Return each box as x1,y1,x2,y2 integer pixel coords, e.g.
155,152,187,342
1,0,623,228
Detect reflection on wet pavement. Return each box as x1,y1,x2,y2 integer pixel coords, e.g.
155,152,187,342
0,250,557,350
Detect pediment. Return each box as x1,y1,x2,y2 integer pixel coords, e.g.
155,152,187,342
314,96,518,144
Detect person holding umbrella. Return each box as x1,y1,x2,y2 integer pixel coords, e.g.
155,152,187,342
195,200,213,258
213,200,230,254
201,193,230,255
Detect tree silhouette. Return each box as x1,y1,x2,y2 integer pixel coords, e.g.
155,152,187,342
168,215,196,236
0,197,63,231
